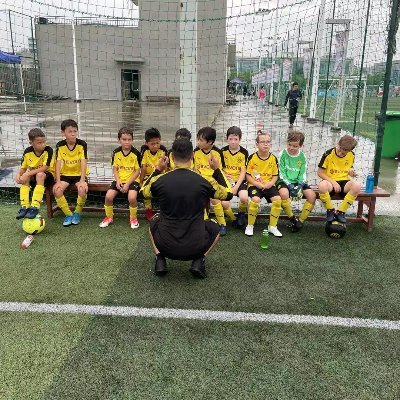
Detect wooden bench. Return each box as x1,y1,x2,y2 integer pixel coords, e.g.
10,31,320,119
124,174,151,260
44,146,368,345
45,183,390,232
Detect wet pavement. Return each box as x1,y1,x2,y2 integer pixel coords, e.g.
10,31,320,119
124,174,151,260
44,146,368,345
0,97,398,216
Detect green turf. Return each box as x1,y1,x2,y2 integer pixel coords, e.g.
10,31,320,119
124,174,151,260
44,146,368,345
1,313,400,400
1,206,399,320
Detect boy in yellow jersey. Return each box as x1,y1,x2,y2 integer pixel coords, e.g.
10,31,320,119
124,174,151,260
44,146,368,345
53,119,89,227
193,127,227,236
139,127,168,220
168,128,192,170
276,130,316,232
245,131,282,237
99,127,141,229
221,126,249,229
15,128,55,219
318,135,361,223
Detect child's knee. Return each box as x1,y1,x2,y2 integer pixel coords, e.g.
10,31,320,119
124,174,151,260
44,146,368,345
36,172,46,182
279,188,289,199
250,196,260,204
318,180,330,193
350,180,362,193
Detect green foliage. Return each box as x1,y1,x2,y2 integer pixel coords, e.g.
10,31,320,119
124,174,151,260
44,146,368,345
367,71,385,85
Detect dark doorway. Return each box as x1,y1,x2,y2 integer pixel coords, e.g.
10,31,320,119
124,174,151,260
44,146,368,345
121,69,140,100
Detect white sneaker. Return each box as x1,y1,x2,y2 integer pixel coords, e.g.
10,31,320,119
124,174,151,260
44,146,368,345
268,225,282,237
130,217,139,229
245,224,254,236
99,216,113,228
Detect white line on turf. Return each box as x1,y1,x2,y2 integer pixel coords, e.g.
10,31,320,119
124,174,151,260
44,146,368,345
0,301,399,330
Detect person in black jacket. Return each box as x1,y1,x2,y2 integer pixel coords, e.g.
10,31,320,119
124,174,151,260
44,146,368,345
284,82,302,128
140,138,233,278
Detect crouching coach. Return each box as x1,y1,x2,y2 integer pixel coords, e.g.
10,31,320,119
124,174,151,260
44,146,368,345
140,138,233,278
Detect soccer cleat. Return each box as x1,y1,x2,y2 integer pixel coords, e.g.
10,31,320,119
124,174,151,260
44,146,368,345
16,207,28,220
71,212,81,225
219,225,227,236
268,225,283,237
189,257,207,279
289,215,303,233
326,209,335,223
154,254,167,276
130,217,139,229
99,216,113,228
334,210,347,224
25,207,39,219
63,215,73,227
236,212,246,229
245,224,254,236
145,208,154,221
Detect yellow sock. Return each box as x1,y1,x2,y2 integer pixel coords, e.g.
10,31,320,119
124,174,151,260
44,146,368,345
269,199,282,227
299,201,315,222
129,206,138,219
224,207,236,221
31,184,45,209
213,202,226,226
238,201,247,213
20,185,30,208
75,195,86,214
247,200,259,225
338,193,357,213
144,199,152,210
281,199,293,218
104,205,114,218
319,192,334,210
55,196,73,216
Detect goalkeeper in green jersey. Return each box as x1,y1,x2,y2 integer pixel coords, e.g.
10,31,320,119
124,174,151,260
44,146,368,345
276,130,316,232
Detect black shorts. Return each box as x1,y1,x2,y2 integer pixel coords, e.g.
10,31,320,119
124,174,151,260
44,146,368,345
150,216,219,261
329,180,349,198
29,171,54,188
109,180,140,192
232,181,248,195
60,175,88,185
248,185,280,201
276,181,312,191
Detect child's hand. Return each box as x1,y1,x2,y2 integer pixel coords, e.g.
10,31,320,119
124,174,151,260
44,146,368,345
156,155,169,172
77,180,88,194
332,181,341,193
120,183,129,193
209,154,220,170
19,172,30,185
348,169,358,178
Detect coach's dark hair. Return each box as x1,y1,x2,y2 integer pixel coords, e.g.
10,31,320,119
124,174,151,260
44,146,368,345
197,127,216,143
61,119,78,131
118,126,133,139
292,81,299,87
28,128,45,141
172,138,193,162
226,126,242,140
145,127,161,142
175,128,191,141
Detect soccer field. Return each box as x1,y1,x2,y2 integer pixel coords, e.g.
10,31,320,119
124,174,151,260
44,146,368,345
1,205,400,399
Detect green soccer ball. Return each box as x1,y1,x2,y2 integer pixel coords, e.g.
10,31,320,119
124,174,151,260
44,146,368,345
325,221,346,239
22,215,46,235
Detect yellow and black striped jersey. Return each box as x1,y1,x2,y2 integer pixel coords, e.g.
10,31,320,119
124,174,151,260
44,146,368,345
111,146,141,183
21,146,55,176
193,146,225,179
221,145,248,182
168,150,194,170
246,152,279,182
140,144,168,178
55,139,89,177
318,147,355,181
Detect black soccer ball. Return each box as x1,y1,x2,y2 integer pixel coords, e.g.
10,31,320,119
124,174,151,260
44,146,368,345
325,221,346,239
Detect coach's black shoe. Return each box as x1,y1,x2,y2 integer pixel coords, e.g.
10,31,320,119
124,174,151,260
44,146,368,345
326,209,335,223
154,254,168,276
16,207,28,220
189,257,207,279
334,210,347,224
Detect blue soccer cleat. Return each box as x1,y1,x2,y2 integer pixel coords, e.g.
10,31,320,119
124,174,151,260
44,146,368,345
63,215,73,227
71,212,81,225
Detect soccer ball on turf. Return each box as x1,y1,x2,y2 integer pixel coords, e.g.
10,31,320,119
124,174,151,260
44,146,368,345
22,215,46,235
325,221,346,239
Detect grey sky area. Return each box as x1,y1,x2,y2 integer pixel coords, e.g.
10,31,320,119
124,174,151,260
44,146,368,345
0,0,398,67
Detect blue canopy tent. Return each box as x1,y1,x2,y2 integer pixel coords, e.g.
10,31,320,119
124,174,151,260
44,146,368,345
0,50,25,102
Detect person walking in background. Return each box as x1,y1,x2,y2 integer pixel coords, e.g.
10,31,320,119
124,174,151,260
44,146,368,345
284,81,302,128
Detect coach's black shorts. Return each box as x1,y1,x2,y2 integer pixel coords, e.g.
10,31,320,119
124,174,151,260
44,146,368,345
60,175,88,185
150,216,219,261
109,180,140,192
276,181,312,191
29,171,54,188
248,185,280,201
329,180,349,198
